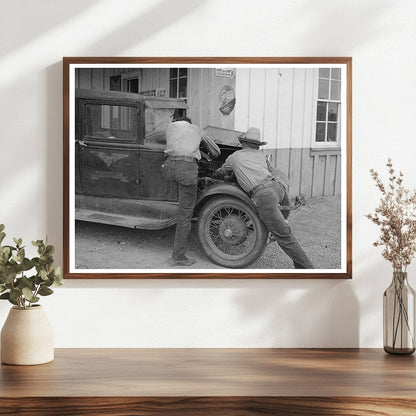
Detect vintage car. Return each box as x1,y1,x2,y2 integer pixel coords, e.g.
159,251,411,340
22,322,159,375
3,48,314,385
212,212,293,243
75,88,290,268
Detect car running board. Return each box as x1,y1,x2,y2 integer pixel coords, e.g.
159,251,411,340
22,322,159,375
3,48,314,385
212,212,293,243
75,209,176,230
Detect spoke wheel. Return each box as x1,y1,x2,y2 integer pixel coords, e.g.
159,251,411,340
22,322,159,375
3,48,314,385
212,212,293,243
197,197,268,268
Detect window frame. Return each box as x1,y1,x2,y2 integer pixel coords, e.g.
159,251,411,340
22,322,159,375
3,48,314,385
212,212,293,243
121,70,142,94
81,100,141,145
169,68,188,99
312,68,342,149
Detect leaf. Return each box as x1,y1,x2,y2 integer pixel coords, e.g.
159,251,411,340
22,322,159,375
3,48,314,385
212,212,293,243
17,276,35,291
0,286,7,294
22,287,34,301
39,269,48,281
0,246,10,255
31,240,43,247
51,267,63,285
9,288,21,301
45,245,55,256
17,248,25,263
0,292,9,299
13,237,22,248
2,271,17,285
8,297,18,306
20,258,34,271
38,287,53,296
0,224,4,232
0,232,6,245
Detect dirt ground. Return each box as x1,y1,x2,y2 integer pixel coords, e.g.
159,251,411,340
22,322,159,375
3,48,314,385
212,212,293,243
75,196,341,270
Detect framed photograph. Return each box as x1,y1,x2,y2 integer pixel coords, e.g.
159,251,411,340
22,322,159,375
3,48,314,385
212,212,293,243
63,57,352,279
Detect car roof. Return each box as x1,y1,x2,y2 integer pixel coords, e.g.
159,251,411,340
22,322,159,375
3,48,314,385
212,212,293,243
75,88,188,109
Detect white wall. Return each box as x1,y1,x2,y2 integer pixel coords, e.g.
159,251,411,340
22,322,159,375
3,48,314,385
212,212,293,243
1,0,415,348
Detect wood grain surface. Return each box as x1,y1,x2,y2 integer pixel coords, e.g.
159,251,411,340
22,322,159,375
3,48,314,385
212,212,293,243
1,348,415,415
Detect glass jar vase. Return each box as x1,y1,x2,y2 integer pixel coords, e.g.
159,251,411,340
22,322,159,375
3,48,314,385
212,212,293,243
383,271,415,355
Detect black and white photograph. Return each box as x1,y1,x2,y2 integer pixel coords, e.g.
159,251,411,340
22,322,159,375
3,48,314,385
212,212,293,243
64,58,351,278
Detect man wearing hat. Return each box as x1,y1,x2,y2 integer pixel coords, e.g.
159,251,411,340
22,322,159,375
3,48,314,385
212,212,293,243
214,127,313,269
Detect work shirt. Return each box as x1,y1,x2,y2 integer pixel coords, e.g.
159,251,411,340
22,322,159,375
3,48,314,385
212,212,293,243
165,121,204,160
219,149,274,193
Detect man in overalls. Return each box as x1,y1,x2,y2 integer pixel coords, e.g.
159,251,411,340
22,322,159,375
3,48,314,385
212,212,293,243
215,127,313,269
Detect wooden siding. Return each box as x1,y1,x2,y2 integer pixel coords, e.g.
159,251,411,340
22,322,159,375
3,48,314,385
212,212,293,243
188,68,235,129
235,68,341,198
141,68,169,92
234,68,317,150
75,67,341,198
264,148,341,198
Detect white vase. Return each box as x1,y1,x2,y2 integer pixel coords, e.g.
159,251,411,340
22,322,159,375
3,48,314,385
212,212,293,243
1,305,54,365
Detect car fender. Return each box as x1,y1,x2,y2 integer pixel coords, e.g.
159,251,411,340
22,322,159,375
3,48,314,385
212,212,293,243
195,182,257,215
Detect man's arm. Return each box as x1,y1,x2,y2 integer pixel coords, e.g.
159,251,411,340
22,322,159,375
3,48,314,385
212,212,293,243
214,155,234,178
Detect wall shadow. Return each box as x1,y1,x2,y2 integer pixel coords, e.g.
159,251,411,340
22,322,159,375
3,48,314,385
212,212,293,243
1,0,101,56
31,0,398,348
286,0,393,52
232,279,360,347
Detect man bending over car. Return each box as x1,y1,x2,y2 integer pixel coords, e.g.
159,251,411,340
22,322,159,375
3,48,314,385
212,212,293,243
214,127,313,269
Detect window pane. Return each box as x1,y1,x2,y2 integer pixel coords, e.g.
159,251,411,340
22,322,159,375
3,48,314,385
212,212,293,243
179,68,187,77
178,77,187,98
327,123,338,142
169,68,178,79
328,102,339,122
86,104,137,141
145,108,174,144
169,79,177,97
330,80,341,100
316,122,326,142
318,79,329,99
331,68,341,80
317,101,327,121
127,78,139,93
319,68,330,78
110,75,121,91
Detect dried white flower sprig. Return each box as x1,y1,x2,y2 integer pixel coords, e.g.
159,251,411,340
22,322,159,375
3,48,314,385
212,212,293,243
366,159,416,272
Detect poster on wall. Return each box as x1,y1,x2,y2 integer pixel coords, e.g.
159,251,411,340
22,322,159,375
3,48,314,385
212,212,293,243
63,57,352,279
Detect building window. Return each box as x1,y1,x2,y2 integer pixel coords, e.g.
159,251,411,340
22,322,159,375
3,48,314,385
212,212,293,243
125,78,139,93
169,68,187,98
169,68,187,118
121,70,142,93
110,75,121,91
315,68,341,144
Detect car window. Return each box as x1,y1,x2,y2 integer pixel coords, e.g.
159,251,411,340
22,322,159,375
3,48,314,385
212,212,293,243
144,108,174,146
85,104,137,142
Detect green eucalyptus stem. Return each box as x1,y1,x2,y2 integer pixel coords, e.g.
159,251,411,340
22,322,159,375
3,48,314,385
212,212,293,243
0,224,63,308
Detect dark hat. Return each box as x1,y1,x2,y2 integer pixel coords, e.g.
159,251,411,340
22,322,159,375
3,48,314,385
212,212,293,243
238,127,267,146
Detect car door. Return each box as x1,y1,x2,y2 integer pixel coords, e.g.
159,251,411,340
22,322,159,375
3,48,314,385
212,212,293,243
77,99,143,198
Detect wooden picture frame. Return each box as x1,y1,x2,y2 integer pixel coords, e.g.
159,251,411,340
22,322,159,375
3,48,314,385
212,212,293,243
63,57,352,279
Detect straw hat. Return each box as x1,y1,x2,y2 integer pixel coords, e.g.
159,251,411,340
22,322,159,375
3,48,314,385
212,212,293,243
238,127,267,146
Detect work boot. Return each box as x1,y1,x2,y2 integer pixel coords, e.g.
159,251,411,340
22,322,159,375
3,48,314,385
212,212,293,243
168,256,196,267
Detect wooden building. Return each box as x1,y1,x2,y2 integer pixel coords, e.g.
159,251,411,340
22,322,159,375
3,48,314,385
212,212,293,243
76,66,342,198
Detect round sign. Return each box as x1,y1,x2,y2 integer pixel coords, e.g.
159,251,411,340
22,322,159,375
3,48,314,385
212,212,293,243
218,85,236,115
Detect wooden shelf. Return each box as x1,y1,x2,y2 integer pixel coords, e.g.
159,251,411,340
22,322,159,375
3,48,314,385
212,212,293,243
1,348,415,415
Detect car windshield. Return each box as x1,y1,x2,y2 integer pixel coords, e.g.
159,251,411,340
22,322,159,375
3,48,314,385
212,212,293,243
85,104,137,141
144,108,174,146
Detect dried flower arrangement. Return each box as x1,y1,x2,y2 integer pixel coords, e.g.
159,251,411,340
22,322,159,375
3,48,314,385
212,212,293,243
367,159,416,354
366,159,416,272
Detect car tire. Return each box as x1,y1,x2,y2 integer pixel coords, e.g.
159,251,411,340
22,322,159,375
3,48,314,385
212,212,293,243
197,196,268,268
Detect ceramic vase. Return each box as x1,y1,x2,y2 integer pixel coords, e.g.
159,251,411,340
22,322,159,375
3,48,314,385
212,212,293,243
1,305,54,365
